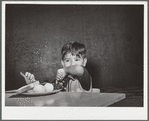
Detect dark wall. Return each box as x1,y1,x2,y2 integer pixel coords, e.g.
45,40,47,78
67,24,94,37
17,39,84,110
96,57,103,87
5,5,143,90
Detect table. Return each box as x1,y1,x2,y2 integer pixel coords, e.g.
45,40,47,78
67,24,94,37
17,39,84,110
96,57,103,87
5,92,125,106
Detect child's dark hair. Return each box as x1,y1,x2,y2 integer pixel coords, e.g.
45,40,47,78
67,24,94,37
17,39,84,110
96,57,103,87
61,42,86,60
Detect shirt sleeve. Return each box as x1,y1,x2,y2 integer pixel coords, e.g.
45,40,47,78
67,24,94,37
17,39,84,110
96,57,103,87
75,67,91,91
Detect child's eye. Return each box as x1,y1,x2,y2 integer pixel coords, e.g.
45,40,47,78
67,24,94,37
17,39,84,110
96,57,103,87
65,60,70,62
75,59,80,61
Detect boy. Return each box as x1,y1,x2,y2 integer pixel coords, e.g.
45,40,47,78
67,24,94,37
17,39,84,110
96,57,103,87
56,42,92,92
24,42,92,92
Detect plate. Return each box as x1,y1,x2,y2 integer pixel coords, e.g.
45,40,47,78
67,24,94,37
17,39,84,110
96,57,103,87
21,89,61,96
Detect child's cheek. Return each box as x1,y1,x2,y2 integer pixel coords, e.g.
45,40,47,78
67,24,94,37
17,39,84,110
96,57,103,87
64,63,70,68
76,61,83,66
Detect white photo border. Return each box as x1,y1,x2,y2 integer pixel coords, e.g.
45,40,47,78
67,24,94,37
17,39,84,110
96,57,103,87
2,1,148,120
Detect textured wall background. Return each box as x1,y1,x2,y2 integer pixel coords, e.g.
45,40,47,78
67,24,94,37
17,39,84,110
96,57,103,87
5,5,143,90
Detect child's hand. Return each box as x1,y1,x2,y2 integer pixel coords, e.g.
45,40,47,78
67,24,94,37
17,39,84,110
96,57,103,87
24,72,36,84
56,69,67,81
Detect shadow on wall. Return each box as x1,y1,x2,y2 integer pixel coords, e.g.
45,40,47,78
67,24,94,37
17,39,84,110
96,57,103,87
86,60,102,88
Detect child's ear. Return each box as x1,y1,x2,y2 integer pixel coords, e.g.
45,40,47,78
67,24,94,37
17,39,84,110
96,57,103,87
61,60,64,67
83,58,87,66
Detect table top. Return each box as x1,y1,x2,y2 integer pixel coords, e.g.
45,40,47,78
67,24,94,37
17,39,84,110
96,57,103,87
5,92,125,107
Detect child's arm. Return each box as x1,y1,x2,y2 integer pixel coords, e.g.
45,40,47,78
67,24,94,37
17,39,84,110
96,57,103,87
56,65,84,81
64,65,84,77
56,65,91,91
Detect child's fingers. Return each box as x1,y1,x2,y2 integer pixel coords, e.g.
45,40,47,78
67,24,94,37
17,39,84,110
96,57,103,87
56,74,63,80
56,72,62,77
25,72,29,77
23,72,36,84
25,72,31,78
56,75,62,80
58,69,65,76
57,72,63,77
56,69,65,81
25,72,35,81
30,78,36,83
30,74,35,80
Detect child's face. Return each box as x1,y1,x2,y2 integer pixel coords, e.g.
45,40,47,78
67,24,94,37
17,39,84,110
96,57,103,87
61,53,87,68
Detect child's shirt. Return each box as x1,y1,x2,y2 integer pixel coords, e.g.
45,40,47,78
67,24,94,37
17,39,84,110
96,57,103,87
65,68,92,92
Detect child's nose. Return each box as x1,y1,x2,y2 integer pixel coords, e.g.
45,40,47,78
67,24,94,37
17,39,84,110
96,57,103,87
71,60,75,66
